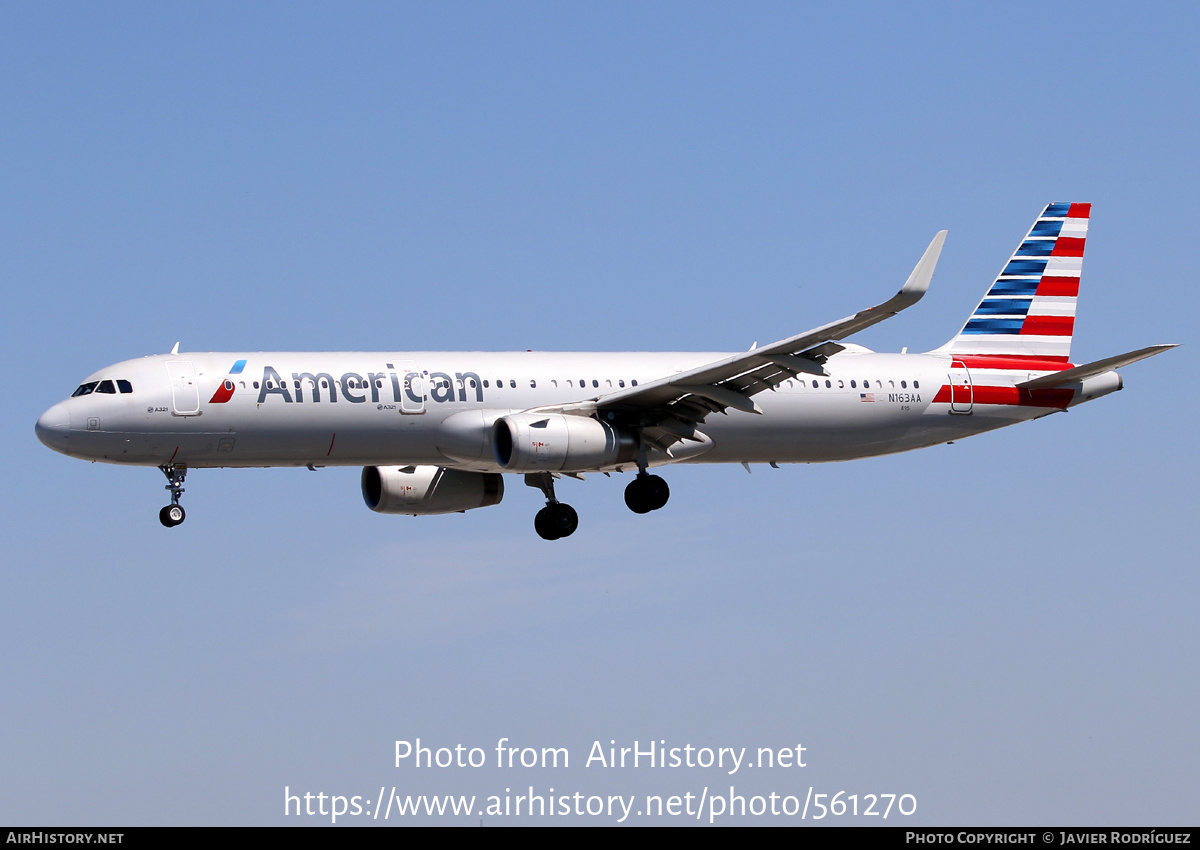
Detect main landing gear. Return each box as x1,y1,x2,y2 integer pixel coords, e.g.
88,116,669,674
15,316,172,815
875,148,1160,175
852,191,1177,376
624,472,670,514
526,473,579,541
158,464,187,527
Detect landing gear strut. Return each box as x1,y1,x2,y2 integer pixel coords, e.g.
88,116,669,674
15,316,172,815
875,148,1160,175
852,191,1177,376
526,473,578,540
158,464,187,527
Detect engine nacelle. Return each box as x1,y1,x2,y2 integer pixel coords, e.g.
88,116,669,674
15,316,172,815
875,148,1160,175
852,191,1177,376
361,465,504,515
493,413,637,472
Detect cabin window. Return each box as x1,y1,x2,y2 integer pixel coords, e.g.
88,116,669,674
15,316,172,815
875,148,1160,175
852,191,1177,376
530,380,536,388
901,380,907,389
509,380,516,389
850,380,856,388
825,380,832,388
619,380,625,388
913,380,920,389
631,379,638,386
592,379,599,388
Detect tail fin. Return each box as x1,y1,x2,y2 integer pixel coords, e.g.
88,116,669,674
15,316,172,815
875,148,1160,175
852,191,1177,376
938,202,1090,361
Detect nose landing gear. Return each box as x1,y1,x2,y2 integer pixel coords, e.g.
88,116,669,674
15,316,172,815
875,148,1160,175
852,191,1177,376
158,464,187,527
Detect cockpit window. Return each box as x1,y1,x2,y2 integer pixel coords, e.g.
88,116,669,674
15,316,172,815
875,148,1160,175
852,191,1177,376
71,382,98,397
95,380,117,394
117,380,133,394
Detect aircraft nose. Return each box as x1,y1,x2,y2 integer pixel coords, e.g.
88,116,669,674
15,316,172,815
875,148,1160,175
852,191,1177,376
36,402,71,449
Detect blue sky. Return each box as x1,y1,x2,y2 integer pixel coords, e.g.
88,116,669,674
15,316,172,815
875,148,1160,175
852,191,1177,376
2,2,1196,825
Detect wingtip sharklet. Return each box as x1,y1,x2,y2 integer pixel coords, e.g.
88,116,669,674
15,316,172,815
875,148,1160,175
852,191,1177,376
899,229,947,301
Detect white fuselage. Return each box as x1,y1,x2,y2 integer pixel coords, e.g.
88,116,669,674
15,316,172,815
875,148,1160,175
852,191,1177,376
36,347,1092,471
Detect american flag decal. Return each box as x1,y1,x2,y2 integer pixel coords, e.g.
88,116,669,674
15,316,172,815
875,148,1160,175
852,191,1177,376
860,393,875,402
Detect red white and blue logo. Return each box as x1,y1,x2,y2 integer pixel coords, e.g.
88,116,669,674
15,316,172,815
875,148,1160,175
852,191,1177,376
944,202,1089,361
208,359,247,404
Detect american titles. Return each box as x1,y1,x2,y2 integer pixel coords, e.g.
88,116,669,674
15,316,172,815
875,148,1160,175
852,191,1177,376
254,364,483,405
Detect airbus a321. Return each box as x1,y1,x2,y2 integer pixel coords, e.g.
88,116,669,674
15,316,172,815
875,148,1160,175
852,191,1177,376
36,203,1174,539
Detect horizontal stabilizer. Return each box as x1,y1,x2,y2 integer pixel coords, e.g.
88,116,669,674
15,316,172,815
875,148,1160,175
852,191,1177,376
1017,344,1178,389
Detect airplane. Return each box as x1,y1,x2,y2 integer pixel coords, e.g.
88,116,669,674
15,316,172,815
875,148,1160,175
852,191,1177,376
36,203,1175,539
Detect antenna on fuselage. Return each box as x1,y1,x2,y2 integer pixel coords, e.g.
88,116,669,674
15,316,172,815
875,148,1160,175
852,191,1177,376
170,342,180,355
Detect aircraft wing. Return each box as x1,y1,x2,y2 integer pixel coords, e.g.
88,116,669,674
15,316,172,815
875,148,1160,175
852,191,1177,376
548,230,947,452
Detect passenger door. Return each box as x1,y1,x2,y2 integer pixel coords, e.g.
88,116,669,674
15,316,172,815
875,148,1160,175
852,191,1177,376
948,360,973,414
166,361,201,416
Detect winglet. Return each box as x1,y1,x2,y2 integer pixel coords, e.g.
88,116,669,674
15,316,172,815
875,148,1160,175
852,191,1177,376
170,341,180,355
897,230,947,305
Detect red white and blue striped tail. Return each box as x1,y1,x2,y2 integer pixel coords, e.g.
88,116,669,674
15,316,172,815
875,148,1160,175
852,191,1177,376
938,202,1089,362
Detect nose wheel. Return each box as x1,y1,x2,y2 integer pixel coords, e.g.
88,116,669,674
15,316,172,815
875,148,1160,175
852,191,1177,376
158,464,188,527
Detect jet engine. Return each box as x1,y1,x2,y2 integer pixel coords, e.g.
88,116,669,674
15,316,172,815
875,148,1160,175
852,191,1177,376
361,465,504,515
492,413,637,472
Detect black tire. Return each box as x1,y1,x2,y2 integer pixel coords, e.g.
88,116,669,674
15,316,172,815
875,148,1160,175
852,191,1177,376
624,477,652,511
534,506,560,540
624,478,653,514
551,503,578,537
159,504,185,527
645,475,670,511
